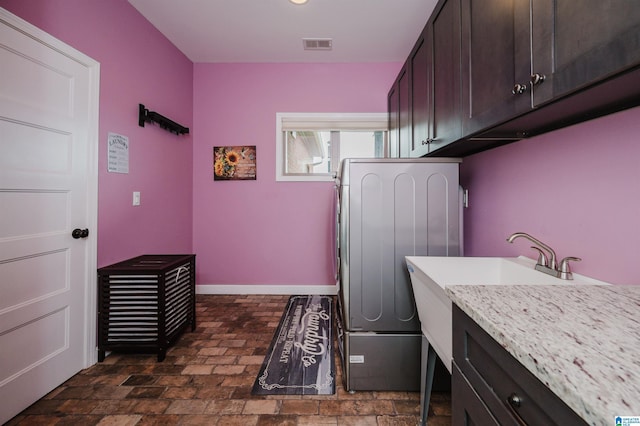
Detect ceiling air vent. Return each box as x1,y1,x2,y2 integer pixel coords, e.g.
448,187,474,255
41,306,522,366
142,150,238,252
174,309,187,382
303,38,333,50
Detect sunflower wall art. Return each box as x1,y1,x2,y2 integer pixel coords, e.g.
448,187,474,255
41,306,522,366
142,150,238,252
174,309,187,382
213,146,257,181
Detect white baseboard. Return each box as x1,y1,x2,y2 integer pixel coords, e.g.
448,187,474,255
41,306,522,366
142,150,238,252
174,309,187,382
196,284,338,295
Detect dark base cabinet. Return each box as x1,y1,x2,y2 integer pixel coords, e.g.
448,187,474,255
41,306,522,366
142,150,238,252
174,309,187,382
452,362,499,425
97,254,196,362
452,305,587,425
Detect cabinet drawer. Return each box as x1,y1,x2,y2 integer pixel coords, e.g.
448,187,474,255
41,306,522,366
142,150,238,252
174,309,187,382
452,305,587,425
452,361,499,426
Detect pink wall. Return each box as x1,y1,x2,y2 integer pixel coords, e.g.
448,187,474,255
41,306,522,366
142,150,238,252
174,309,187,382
461,105,640,285
8,1,635,287
1,0,194,267
193,63,399,286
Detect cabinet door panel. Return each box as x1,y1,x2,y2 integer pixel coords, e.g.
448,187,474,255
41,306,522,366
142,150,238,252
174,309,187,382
388,66,411,158
410,35,432,158
398,68,411,158
532,0,640,106
388,78,400,158
461,0,531,135
452,363,500,426
430,0,462,153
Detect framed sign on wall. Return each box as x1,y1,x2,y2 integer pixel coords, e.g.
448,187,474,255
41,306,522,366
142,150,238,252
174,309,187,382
213,145,256,181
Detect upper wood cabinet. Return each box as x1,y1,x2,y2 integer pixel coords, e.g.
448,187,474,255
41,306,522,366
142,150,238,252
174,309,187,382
409,32,432,157
388,72,399,158
429,0,462,153
388,0,640,157
459,0,640,142
411,0,462,157
398,69,411,158
460,0,531,136
388,64,410,157
531,0,640,106
387,0,461,158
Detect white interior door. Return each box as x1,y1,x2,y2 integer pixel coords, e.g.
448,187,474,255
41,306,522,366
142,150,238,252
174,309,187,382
0,9,99,424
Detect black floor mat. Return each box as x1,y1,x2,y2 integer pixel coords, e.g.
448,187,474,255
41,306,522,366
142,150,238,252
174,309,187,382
251,295,335,395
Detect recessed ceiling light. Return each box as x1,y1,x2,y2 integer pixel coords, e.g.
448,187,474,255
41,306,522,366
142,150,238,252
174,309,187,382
289,0,308,4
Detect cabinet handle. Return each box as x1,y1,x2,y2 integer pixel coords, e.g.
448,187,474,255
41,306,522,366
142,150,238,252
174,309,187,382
421,139,433,145
512,84,527,95
506,393,529,426
530,73,546,86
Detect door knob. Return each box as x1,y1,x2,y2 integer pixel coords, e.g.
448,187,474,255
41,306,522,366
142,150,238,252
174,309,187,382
512,83,527,95
530,73,546,86
72,228,89,239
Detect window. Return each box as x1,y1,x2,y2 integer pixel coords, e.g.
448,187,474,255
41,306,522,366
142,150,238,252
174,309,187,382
276,113,388,181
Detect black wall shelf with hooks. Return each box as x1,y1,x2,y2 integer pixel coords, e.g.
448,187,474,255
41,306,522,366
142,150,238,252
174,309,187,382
138,103,189,135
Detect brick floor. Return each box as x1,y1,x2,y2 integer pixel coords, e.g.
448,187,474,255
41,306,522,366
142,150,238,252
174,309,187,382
7,294,451,425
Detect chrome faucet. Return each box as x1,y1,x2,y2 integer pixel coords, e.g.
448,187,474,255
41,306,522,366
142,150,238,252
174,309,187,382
506,232,581,280
506,232,558,269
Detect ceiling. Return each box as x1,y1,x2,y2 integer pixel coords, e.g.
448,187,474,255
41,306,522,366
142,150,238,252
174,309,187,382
127,0,438,63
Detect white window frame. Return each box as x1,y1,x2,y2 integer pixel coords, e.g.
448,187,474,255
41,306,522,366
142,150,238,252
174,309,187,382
275,112,388,182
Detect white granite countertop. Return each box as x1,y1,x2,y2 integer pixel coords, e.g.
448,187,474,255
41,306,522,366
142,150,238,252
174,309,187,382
446,284,640,426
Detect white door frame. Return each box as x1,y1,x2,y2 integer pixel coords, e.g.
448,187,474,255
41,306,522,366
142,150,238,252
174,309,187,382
0,7,100,368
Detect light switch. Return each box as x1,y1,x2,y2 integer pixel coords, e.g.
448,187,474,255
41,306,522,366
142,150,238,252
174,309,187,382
133,191,141,206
